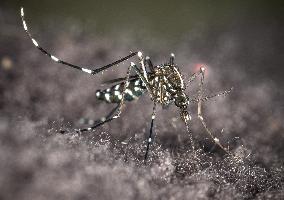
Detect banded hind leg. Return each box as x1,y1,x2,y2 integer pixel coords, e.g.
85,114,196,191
197,67,230,153
74,62,138,133
71,104,120,133
21,7,138,76
73,62,153,133
144,102,157,163
79,103,120,126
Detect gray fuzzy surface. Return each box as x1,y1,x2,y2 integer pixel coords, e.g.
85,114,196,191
0,6,284,200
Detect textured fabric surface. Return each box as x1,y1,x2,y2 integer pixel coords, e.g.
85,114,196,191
0,7,283,200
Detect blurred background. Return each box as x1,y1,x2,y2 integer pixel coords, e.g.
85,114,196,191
0,1,283,199
1,0,284,97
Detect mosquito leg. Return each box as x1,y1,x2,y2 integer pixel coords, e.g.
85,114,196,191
78,106,122,133
200,87,233,102
183,68,204,89
20,7,137,75
145,56,154,72
187,65,214,87
59,61,138,134
74,112,119,133
77,65,134,132
197,67,229,154
187,71,201,84
74,62,152,133
179,108,195,151
78,104,120,126
137,52,149,82
189,87,234,104
169,53,175,65
144,102,157,163
186,121,195,151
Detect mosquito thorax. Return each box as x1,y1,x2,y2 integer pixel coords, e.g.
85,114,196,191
155,64,185,90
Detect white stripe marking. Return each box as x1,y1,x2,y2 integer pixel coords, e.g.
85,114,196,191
105,93,111,102
23,21,27,30
125,89,133,96
214,137,220,143
138,51,143,59
115,85,120,90
82,68,92,74
51,55,59,62
114,91,120,95
21,7,24,17
32,39,38,47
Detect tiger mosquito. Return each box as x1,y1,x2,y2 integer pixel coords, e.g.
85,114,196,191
20,7,233,162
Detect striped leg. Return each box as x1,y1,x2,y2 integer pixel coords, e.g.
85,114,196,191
20,7,137,75
197,67,230,154
144,102,157,163
73,105,119,133
189,87,234,104
137,52,150,83
75,62,136,133
76,62,154,133
63,62,149,133
78,104,120,128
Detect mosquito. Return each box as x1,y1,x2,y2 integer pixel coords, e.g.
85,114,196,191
20,7,233,162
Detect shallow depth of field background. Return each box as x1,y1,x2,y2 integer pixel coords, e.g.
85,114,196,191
0,1,283,199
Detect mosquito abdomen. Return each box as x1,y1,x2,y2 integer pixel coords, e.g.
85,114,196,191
96,78,147,103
